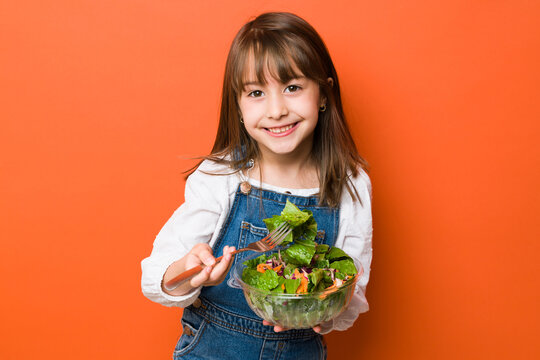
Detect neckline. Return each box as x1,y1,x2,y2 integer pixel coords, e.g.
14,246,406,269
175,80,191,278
246,177,319,196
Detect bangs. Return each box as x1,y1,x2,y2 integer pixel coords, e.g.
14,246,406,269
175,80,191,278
232,31,325,93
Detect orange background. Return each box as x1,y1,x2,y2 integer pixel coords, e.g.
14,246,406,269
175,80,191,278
1,1,539,359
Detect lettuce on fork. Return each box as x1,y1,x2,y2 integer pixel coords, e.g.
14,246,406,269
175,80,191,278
263,200,318,246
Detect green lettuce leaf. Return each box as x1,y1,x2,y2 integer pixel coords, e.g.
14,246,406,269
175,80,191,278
314,259,330,269
284,243,316,266
283,278,301,294
329,259,358,276
242,268,262,288
315,244,329,254
262,200,316,246
243,254,268,268
281,200,310,226
327,247,351,262
309,268,324,288
242,268,280,291
271,277,286,293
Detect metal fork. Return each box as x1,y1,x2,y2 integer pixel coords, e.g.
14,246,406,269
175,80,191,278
163,222,292,291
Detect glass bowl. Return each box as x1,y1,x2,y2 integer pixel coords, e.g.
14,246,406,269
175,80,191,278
227,249,362,329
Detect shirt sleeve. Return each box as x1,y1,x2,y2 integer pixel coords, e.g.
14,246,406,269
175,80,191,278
140,161,229,308
319,169,373,334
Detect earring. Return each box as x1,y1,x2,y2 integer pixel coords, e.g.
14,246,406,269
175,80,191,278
319,104,326,112
240,117,244,124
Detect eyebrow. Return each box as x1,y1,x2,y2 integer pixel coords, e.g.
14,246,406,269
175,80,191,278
242,81,262,87
242,76,306,88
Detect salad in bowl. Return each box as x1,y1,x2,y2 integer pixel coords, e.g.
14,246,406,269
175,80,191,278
228,200,362,329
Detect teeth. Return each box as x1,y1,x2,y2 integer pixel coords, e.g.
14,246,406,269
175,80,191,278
268,124,294,134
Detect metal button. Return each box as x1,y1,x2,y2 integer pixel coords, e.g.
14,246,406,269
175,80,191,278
240,181,251,195
192,298,201,308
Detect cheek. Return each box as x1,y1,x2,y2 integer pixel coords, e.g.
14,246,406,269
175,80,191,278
239,101,259,122
297,102,320,122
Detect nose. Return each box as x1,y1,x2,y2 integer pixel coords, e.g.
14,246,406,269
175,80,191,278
265,94,288,120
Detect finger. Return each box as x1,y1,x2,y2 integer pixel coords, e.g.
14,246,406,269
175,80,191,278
262,320,287,332
312,325,321,333
226,246,236,259
190,243,216,267
224,246,236,270
207,246,230,280
274,325,288,332
220,245,236,268
198,249,216,267
207,246,236,282
189,264,212,288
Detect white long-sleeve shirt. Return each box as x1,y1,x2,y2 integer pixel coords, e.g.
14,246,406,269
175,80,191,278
141,160,373,334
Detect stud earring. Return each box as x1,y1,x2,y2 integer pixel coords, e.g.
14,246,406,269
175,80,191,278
319,104,327,112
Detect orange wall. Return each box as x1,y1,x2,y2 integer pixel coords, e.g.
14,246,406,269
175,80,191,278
1,1,538,359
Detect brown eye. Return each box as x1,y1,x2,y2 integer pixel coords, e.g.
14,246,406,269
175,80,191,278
285,85,301,93
248,90,264,97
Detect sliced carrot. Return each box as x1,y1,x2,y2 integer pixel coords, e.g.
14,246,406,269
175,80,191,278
296,276,309,294
318,284,339,299
257,263,272,273
273,264,282,273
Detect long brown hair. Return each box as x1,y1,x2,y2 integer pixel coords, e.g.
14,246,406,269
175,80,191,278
198,12,368,207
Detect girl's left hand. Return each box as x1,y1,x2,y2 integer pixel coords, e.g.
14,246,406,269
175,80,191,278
262,320,321,333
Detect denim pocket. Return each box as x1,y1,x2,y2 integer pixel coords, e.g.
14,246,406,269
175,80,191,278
234,221,268,265
173,316,207,358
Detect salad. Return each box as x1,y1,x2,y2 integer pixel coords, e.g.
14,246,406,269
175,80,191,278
236,200,360,328
242,200,359,296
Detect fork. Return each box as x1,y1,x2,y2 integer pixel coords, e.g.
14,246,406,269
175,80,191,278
163,222,292,291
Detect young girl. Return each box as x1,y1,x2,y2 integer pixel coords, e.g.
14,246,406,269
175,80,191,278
141,12,372,360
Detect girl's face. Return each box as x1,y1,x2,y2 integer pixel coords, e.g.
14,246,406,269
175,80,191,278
238,69,323,162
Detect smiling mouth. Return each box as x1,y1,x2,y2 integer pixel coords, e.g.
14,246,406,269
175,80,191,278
266,123,297,134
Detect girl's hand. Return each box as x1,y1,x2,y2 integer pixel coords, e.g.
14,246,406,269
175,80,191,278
262,320,321,333
185,243,236,287
162,243,236,296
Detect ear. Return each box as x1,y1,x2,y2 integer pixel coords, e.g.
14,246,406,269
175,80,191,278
327,77,334,88
320,78,334,107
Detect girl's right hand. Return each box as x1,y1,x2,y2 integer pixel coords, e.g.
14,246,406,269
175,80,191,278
162,243,236,296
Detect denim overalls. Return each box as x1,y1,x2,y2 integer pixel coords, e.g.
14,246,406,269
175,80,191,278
173,184,340,360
